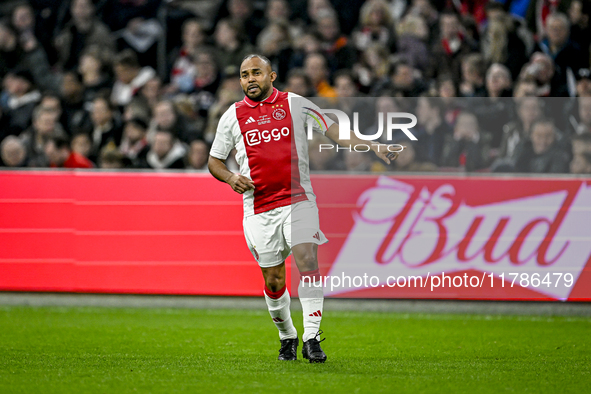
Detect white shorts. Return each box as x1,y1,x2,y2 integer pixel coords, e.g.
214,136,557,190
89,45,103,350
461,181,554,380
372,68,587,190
243,200,328,268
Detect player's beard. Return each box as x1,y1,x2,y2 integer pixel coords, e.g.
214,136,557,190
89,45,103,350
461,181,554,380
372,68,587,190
244,83,271,101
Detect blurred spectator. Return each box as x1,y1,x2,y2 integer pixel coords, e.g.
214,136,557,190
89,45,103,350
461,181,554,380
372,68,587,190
570,151,591,173
395,13,430,73
151,100,201,144
10,2,56,66
19,106,63,167
78,46,112,104
442,111,490,171
256,22,292,83
0,21,57,92
89,96,123,161
515,119,570,173
122,97,151,124
284,69,315,97
459,53,487,97
214,18,255,70
315,9,357,73
334,70,358,100
513,78,538,97
265,0,302,39
3,70,41,134
429,10,478,83
219,0,265,45
520,52,566,96
414,96,452,166
0,135,27,167
60,71,92,135
111,50,156,107
117,18,162,69
392,141,437,172
572,132,591,155
570,133,591,173
99,145,126,169
482,2,530,80
526,0,572,37
575,68,591,97
353,44,390,93
168,19,208,91
146,130,186,169
498,97,544,162
568,0,591,64
352,0,396,53
406,0,439,44
101,0,162,32
71,132,92,160
567,97,591,135
186,139,210,170
304,52,337,98
120,117,150,168
472,63,515,147
37,93,68,138
535,12,584,97
373,60,427,97
139,77,163,110
486,63,513,97
54,0,114,71
44,134,94,168
188,50,221,114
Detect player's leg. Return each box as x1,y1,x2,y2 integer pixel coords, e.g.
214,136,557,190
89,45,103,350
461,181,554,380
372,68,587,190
261,261,298,344
244,211,298,360
292,242,324,340
286,201,328,363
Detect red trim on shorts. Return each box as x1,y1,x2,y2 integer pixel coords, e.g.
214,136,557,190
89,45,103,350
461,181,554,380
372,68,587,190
265,284,287,299
300,269,322,282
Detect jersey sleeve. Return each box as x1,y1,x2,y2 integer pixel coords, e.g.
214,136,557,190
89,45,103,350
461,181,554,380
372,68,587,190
292,94,335,136
210,105,236,160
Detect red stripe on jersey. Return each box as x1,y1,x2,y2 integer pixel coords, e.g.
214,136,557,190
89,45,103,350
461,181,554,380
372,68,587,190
236,89,307,215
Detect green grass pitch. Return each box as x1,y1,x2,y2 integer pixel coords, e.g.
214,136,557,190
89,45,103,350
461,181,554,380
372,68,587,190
0,305,589,393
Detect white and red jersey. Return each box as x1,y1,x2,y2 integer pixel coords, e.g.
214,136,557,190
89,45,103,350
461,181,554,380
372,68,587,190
210,88,334,217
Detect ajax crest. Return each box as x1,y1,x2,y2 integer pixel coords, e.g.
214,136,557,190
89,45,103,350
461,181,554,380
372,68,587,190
273,108,286,120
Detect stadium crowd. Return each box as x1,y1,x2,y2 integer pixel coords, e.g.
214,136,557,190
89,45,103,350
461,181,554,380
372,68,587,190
0,0,590,174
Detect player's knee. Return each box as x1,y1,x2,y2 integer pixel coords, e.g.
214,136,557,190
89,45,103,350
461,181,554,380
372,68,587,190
296,252,318,272
265,273,286,292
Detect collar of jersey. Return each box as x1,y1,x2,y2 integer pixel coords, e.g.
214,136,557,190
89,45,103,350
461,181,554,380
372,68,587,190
243,87,280,107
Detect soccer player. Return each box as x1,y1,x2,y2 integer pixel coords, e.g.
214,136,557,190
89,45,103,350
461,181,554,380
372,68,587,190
208,54,398,363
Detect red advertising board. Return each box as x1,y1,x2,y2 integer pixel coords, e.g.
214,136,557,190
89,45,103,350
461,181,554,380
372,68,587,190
0,171,590,300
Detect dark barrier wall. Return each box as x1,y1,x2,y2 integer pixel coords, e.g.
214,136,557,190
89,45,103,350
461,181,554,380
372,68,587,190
1,171,590,300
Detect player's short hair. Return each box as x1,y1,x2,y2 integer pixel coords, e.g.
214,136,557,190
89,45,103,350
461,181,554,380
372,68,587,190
242,54,272,68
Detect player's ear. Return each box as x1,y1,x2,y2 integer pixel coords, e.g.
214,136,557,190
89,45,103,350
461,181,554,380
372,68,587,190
270,71,277,82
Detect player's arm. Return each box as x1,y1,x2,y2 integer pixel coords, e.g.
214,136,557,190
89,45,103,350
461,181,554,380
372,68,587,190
208,156,255,194
325,123,401,165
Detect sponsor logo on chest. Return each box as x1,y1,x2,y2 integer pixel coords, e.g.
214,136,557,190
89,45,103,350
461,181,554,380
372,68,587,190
242,103,291,146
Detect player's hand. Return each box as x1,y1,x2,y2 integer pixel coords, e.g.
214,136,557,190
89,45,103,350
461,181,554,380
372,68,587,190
226,173,255,194
371,143,403,165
